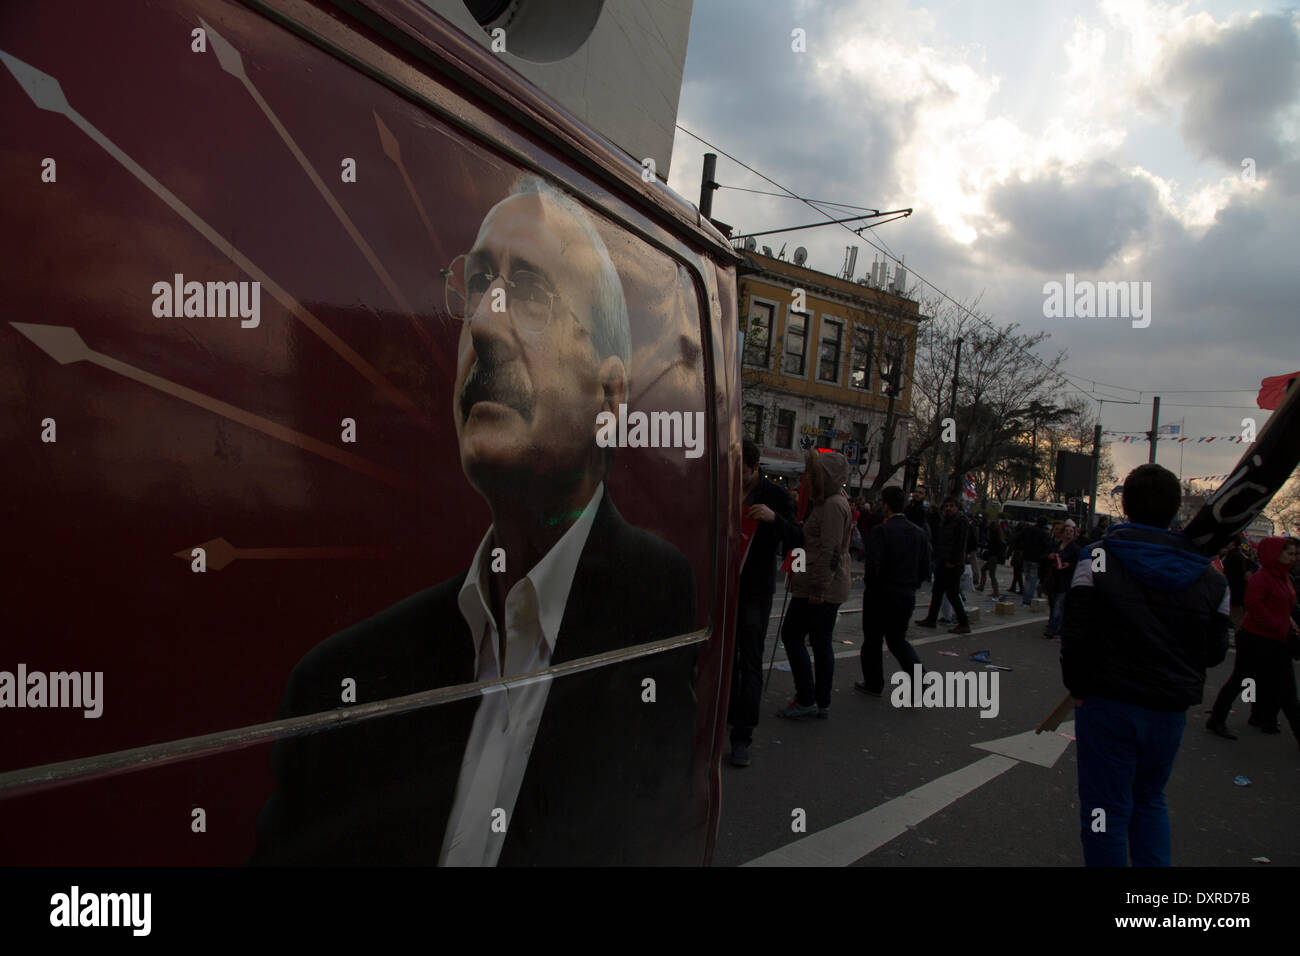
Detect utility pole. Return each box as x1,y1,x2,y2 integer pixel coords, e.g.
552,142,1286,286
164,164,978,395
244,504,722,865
1029,406,1040,501
1087,422,1102,533
1148,396,1161,464
699,153,718,221
939,338,963,498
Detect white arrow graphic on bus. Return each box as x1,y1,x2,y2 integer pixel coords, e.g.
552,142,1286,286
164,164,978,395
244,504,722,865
10,323,417,491
0,48,431,431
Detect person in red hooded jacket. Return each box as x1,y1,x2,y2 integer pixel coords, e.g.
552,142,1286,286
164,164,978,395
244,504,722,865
1206,537,1300,746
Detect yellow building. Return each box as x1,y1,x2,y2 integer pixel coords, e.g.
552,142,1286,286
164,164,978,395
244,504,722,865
738,248,926,491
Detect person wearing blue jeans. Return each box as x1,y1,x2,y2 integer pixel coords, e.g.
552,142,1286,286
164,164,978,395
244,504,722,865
1047,525,1080,636
1019,517,1051,606
1061,464,1229,867
1074,697,1186,865
1022,563,1039,607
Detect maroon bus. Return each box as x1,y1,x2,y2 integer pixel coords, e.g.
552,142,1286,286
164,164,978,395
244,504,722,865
0,0,741,865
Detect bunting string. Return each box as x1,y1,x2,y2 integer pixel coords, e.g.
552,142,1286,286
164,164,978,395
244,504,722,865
1101,431,1248,444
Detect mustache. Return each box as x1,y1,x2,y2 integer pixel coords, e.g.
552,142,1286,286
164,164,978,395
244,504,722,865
459,358,534,422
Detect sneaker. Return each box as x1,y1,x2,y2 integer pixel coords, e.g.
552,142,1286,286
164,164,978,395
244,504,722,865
854,681,882,697
949,624,971,635
914,619,937,628
730,744,751,767
1257,722,1282,734
1205,719,1238,740
937,617,953,625
816,706,830,720
777,698,818,719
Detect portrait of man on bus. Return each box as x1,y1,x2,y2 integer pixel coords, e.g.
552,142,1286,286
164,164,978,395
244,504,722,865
250,175,701,866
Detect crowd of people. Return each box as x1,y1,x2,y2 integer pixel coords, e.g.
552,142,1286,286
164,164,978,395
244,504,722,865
731,443,1300,867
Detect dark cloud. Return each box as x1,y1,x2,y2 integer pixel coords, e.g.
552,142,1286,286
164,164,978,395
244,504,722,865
983,162,1162,272
1162,14,1300,169
672,2,1298,433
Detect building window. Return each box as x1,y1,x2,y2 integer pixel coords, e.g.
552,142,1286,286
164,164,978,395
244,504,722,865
850,326,874,391
852,421,870,446
784,311,808,375
743,403,765,444
816,415,835,450
818,318,843,384
775,409,796,449
743,301,774,368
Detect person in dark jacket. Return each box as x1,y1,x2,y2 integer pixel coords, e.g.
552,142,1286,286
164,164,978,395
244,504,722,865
977,521,1005,596
1206,536,1300,746
1220,535,1251,627
1061,464,1230,867
1018,517,1051,607
857,486,932,696
916,498,971,634
1045,524,1081,638
904,489,928,532
1008,523,1025,594
730,441,803,766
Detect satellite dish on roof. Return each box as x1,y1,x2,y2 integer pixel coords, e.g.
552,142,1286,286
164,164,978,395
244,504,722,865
793,246,808,266
744,237,757,251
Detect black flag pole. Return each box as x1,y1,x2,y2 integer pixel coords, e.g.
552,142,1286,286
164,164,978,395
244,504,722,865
1182,375,1300,552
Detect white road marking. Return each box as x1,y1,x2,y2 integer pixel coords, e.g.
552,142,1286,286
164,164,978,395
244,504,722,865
742,722,1075,867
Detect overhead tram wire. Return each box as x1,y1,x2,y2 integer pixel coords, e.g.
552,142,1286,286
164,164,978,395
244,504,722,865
675,124,1141,408
715,184,881,212
682,129,1272,419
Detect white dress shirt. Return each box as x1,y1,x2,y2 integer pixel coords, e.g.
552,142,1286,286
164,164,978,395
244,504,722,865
438,483,604,866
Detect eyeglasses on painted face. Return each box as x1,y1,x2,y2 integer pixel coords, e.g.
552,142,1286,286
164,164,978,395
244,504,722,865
440,254,571,333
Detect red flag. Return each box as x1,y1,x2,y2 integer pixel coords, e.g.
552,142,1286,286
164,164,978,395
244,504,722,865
1257,371,1299,411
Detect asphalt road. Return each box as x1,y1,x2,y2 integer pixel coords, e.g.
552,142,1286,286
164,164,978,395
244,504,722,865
713,573,1300,868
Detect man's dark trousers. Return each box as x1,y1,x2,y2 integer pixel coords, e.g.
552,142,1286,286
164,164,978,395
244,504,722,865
729,590,774,747
1075,696,1185,866
861,587,922,693
782,597,838,709
923,564,969,626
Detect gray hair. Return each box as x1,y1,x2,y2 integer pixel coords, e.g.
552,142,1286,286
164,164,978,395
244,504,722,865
509,175,631,372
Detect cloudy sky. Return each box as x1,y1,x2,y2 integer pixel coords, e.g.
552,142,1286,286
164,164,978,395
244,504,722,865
665,0,1299,490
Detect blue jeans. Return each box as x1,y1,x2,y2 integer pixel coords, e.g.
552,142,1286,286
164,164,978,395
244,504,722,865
1049,591,1066,632
1075,697,1186,866
1022,565,1038,606
781,597,838,709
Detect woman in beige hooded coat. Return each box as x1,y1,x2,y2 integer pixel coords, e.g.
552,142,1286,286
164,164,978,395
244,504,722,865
777,449,853,719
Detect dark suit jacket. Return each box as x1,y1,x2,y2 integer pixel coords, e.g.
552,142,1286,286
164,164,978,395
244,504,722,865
863,514,932,595
250,494,700,865
739,476,801,598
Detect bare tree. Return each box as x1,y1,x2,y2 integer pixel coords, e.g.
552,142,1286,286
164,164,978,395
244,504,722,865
1263,471,1300,535
908,295,1069,497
